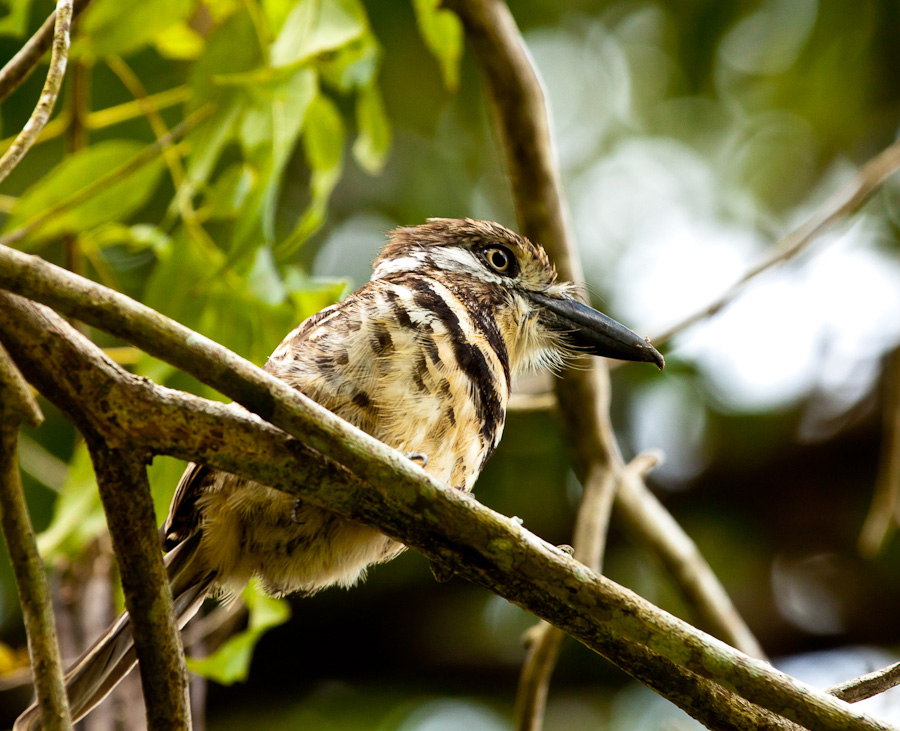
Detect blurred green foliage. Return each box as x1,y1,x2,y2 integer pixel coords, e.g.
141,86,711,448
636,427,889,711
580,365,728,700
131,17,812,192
3,0,900,728
0,0,460,692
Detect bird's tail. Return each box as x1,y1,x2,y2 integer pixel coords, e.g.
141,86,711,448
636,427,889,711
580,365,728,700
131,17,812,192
14,533,213,731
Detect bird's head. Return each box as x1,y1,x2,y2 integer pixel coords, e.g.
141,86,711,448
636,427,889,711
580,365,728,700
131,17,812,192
373,218,664,373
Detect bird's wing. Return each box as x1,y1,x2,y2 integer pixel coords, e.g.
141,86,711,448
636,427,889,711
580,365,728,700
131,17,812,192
161,461,214,551
160,297,361,552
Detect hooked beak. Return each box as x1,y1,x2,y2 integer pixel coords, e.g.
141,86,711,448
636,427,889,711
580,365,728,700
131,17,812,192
528,292,664,369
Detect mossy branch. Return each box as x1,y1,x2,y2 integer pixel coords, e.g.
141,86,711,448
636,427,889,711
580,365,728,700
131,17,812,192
0,268,895,731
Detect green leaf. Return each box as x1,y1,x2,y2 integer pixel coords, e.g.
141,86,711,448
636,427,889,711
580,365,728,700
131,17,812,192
153,21,205,60
203,0,241,22
169,100,241,221
411,0,463,90
147,456,189,525
187,582,291,685
204,163,256,219
318,35,380,92
284,267,348,314
302,91,345,173
0,0,33,37
189,8,263,108
230,69,317,259
270,0,367,69
261,0,294,36
353,84,391,174
80,0,197,58
246,246,287,306
275,92,345,259
6,141,166,248
142,227,211,328
80,222,171,254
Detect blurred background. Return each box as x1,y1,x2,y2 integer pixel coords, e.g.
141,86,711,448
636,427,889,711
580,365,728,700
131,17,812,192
2,0,900,728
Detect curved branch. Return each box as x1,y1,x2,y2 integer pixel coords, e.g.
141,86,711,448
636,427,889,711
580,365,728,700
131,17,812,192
0,0,73,185
0,288,893,731
0,342,72,730
0,0,91,103
0,109,210,249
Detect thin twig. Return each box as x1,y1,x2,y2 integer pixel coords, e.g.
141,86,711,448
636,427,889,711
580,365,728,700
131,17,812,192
859,348,900,557
648,139,900,349
62,57,90,334
515,454,659,731
0,260,893,731
0,0,73,185
829,661,900,704
0,86,190,155
105,55,186,190
615,467,766,659
0,108,211,248
0,341,73,731
0,0,91,103
104,55,222,261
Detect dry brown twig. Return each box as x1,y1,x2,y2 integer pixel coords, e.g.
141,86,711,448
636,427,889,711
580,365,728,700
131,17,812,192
85,442,191,730
444,3,765,730
829,661,900,704
515,453,661,731
0,0,73,185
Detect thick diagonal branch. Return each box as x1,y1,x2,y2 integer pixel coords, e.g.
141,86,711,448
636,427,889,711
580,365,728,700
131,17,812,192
0,291,892,731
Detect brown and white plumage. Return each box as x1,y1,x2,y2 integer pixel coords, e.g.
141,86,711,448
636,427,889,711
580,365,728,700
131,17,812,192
16,219,662,730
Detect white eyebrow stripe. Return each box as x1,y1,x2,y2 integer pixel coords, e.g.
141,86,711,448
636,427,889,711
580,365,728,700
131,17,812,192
371,254,426,279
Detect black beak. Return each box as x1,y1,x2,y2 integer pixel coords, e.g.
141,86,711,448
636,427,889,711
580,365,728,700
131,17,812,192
528,292,664,369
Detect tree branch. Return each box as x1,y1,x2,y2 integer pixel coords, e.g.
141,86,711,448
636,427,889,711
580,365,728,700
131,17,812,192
0,86,190,155
444,1,764,727
0,0,91,103
0,109,210,249
0,285,894,730
828,661,900,704
516,454,657,731
0,341,72,730
86,443,190,730
0,0,73,185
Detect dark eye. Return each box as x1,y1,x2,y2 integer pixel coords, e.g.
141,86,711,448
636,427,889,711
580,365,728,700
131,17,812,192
484,246,513,273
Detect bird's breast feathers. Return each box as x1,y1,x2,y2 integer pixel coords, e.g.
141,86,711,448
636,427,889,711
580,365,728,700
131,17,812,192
265,274,514,489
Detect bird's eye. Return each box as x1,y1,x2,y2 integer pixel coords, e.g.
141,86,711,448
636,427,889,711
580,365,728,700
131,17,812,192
484,246,512,273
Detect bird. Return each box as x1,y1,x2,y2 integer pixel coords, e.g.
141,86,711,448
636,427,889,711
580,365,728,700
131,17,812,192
15,218,663,730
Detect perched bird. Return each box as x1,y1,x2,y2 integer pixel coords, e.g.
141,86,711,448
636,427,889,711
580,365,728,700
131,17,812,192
16,218,663,730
